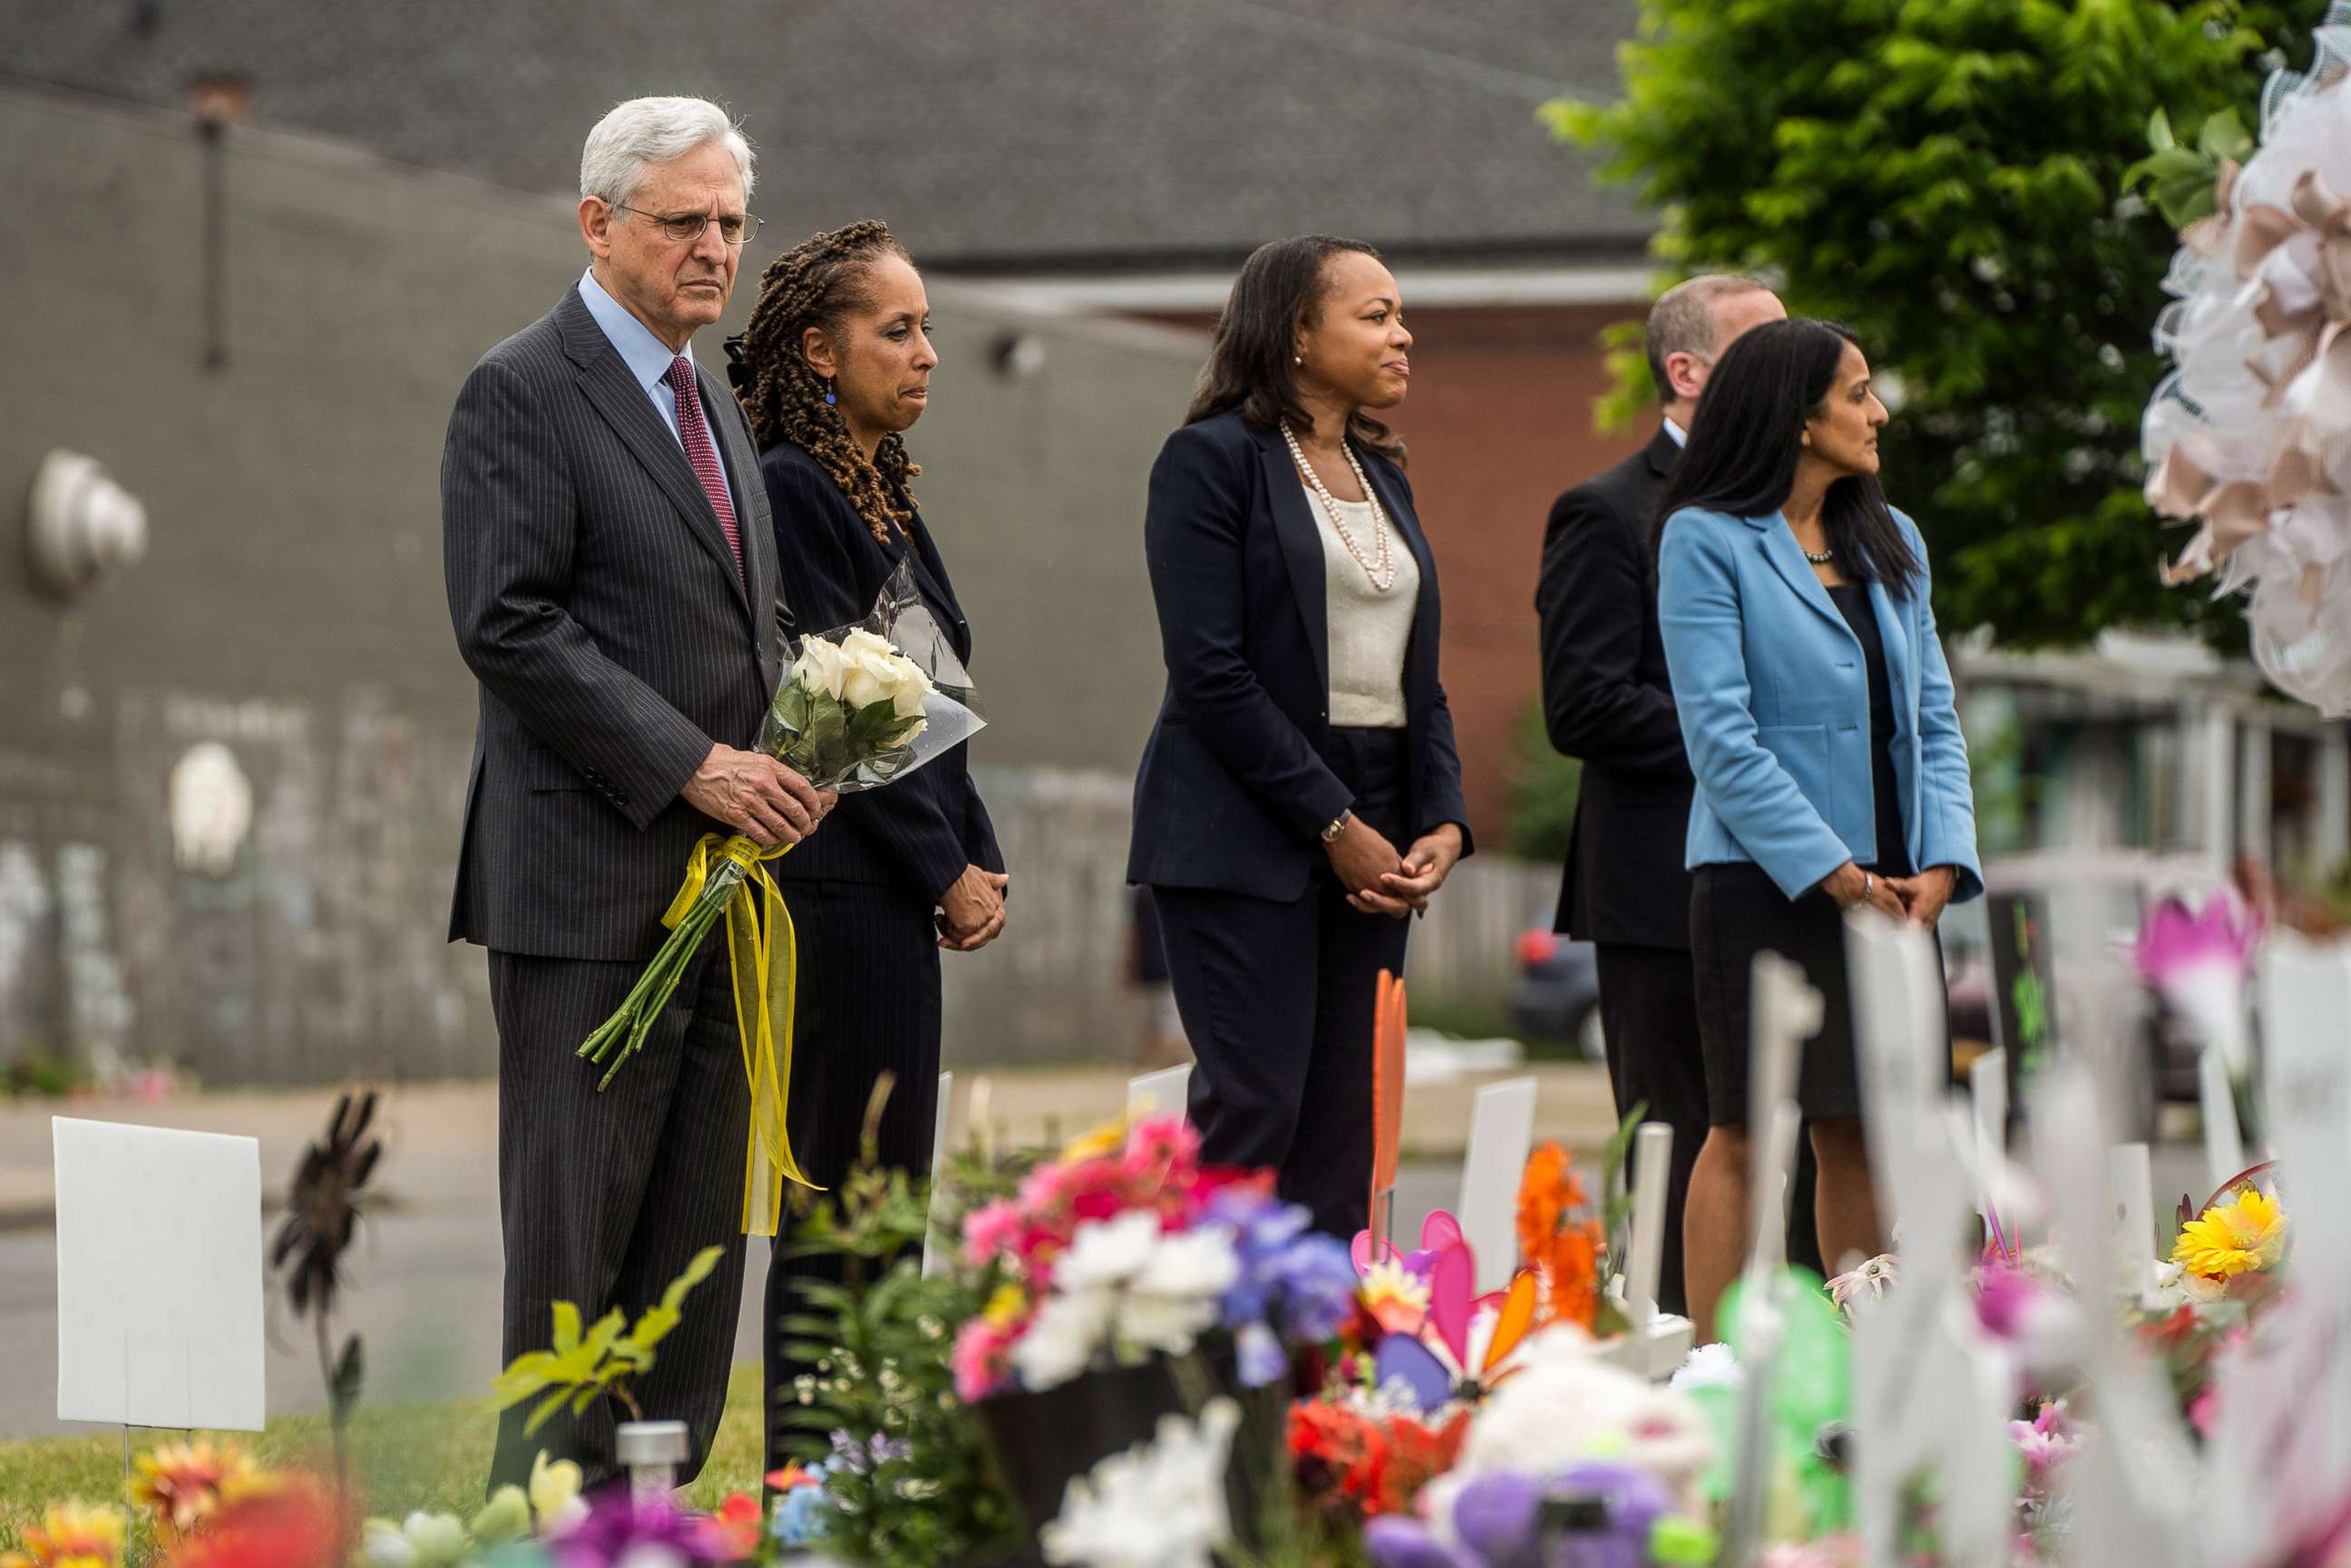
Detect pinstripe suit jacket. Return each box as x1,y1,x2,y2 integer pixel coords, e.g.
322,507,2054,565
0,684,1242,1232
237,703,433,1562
444,284,784,960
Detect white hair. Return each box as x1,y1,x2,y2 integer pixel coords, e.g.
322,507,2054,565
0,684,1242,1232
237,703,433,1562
580,96,756,209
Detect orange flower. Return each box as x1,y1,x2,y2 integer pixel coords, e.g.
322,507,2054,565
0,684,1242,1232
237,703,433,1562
1516,1142,1603,1328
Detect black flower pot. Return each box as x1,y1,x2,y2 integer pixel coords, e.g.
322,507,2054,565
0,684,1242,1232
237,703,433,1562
970,1339,1282,1564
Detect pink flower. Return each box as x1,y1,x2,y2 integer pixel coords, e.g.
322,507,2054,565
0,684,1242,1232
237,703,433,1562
951,1318,1014,1402
961,1199,1025,1266
2133,891,2262,989
2007,1400,2079,1477
1123,1115,1201,1183
1975,1261,2042,1339
1019,1160,1076,1215
2189,1384,2221,1437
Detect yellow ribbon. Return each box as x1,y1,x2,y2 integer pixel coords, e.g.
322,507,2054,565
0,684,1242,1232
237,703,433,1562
661,832,821,1235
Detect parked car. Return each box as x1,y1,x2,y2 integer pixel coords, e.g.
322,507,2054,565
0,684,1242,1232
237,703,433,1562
1512,926,1605,1060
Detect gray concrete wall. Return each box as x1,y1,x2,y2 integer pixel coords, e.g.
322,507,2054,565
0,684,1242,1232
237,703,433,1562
0,84,1197,1082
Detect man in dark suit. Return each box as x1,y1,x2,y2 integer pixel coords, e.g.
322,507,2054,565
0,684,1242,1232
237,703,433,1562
1536,275,1801,1318
442,97,828,1490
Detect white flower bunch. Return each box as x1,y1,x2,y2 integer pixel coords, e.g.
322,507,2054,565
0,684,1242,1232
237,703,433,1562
791,628,933,723
1010,1210,1240,1391
1041,1398,1241,1568
768,628,934,788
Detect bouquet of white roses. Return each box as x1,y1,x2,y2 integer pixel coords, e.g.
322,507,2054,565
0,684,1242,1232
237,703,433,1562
578,563,984,1233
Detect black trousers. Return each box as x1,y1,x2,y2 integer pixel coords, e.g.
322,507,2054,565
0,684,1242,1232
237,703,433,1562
1592,942,1822,1310
762,879,943,1478
488,944,749,1493
1151,727,1413,1241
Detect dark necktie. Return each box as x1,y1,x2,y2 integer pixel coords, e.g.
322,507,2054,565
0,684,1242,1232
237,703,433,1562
664,355,743,579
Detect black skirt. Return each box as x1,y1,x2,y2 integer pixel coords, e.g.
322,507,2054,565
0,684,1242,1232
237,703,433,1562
1688,861,1947,1125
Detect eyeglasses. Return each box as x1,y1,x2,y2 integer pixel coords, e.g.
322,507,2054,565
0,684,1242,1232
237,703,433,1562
612,203,764,246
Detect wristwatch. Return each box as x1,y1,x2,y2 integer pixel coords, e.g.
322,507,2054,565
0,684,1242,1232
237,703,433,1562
1322,809,1353,844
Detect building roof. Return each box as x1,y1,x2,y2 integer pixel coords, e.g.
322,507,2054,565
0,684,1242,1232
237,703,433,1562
2,0,1651,271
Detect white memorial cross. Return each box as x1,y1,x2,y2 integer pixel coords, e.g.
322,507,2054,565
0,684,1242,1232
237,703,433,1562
2200,935,2351,1562
1619,1122,1693,1381
1722,952,1819,1568
2030,1062,2197,1568
1844,912,2014,1568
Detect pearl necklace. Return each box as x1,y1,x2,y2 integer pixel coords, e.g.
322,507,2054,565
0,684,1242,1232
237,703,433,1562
1281,424,1398,593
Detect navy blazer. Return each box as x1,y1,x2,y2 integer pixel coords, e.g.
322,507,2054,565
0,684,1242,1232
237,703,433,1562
1126,410,1472,901
758,440,1002,902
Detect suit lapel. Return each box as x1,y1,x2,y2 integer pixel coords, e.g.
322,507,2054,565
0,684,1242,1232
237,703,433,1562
557,289,753,622
1753,515,1853,640
1257,429,1332,700
704,368,779,689
898,515,972,659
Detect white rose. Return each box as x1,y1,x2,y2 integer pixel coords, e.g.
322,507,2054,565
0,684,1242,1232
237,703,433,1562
839,644,900,712
893,659,934,720
792,637,847,701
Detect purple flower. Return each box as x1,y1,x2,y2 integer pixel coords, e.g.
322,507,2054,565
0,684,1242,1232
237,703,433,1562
1234,1320,1288,1388
1364,1515,1480,1568
1270,1232,1361,1342
543,1495,727,1568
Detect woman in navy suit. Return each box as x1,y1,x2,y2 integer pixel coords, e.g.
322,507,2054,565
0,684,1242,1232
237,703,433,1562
1128,235,1473,1239
1654,317,1980,1342
729,220,1005,1473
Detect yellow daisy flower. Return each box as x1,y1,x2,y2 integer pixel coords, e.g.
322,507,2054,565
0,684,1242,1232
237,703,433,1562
1361,1257,1432,1335
2172,1186,2288,1279
128,1437,257,1540
982,1281,1029,1329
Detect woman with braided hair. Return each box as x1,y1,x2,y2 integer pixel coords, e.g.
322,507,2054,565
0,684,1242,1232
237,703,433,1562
728,220,1005,1475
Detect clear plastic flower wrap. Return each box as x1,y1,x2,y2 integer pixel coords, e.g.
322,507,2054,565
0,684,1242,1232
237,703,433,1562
764,560,986,792
577,562,987,1234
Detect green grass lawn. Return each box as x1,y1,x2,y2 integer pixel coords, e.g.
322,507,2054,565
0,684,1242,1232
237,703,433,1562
0,1365,766,1548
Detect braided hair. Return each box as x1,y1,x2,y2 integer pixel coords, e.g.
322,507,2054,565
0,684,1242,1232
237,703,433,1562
729,219,921,547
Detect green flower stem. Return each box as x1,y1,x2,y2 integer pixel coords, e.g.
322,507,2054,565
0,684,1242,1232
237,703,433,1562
577,862,749,1090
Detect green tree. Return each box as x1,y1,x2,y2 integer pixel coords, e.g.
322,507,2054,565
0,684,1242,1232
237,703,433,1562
1546,0,2324,648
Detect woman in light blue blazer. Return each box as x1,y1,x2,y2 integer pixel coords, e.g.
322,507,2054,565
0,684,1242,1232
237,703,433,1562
1652,317,1980,1342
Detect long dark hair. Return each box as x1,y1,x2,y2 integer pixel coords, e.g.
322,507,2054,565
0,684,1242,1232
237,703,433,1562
1184,235,1405,464
728,219,918,549
1651,317,1920,596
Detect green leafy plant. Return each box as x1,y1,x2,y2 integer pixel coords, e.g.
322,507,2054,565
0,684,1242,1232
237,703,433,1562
1507,697,1583,862
1544,0,2328,650
773,1076,1021,1568
492,1244,724,1432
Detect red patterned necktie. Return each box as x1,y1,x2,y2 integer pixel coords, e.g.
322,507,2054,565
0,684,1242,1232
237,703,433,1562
664,355,743,579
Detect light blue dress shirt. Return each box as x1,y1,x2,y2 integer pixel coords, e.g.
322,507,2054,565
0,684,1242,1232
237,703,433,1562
577,267,737,517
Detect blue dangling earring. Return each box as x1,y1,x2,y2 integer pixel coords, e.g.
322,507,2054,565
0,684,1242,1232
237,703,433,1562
824,377,836,406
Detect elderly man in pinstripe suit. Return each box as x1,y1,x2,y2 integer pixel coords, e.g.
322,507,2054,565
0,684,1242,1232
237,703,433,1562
443,96,829,1492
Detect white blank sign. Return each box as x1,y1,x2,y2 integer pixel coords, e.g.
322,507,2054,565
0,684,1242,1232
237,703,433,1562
54,1117,266,1431
1458,1077,1538,1294
1127,1065,1193,1124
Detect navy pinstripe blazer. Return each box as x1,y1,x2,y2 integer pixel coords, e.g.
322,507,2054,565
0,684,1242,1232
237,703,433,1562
756,440,1001,901
443,284,785,961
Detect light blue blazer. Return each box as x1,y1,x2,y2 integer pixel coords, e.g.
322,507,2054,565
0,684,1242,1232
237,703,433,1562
1655,504,1982,904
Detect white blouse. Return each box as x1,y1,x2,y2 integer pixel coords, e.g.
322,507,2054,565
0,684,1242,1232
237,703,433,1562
1302,480,1419,729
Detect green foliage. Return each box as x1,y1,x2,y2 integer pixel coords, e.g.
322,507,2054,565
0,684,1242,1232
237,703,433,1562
1545,0,2328,648
774,1078,1022,1568
490,1244,723,1432
1506,696,1583,861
